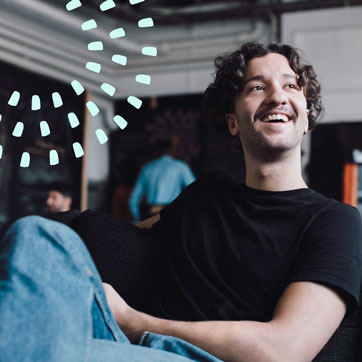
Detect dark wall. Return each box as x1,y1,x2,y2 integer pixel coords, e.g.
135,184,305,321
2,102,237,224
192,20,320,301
0,61,84,222
309,122,362,201
107,94,245,211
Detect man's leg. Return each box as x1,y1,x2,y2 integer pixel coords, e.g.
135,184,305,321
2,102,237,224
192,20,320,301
0,216,220,362
0,215,130,361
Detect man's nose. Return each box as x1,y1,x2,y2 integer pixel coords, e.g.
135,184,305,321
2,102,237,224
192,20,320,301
265,84,287,105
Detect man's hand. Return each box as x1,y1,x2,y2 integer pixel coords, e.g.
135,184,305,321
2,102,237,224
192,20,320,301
102,283,142,342
136,214,160,229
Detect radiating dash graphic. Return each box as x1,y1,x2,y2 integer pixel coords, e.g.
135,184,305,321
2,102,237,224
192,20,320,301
1,0,157,167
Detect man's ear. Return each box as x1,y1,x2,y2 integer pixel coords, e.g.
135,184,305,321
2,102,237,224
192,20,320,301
226,113,239,136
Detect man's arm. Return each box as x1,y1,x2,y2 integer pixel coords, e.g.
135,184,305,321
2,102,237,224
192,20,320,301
103,281,346,362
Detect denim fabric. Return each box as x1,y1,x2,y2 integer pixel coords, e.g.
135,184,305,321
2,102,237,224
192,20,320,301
0,216,222,362
88,339,205,362
139,332,222,362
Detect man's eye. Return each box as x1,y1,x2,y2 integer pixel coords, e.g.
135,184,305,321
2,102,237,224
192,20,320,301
250,85,264,92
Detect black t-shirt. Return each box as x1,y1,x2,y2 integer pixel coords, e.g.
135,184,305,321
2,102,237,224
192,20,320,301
151,172,362,322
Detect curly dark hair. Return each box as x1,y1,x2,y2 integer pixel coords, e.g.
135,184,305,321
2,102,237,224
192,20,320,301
203,42,324,136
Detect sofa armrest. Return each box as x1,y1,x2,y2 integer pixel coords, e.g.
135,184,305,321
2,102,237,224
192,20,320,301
75,209,166,313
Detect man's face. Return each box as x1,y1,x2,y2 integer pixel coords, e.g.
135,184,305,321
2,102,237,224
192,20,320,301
46,191,71,213
226,53,309,159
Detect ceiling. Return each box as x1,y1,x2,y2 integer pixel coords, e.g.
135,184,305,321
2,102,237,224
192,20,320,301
70,0,362,24
2,0,362,98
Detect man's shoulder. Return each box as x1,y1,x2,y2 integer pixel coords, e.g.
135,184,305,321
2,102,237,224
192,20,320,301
308,190,361,218
190,171,234,188
141,156,168,172
303,193,362,236
176,171,234,201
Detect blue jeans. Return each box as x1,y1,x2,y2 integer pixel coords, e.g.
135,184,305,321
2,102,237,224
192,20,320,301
0,216,222,362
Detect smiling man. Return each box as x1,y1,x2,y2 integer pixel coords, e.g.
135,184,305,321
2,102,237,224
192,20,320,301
105,43,362,361
1,42,361,362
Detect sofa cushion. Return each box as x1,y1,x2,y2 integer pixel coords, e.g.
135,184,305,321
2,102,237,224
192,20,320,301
76,209,165,313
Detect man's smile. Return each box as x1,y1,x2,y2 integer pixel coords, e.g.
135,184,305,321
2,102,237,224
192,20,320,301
260,113,290,123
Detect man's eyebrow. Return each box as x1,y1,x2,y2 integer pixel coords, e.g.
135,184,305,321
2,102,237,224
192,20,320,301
243,73,298,86
281,73,298,81
243,75,265,86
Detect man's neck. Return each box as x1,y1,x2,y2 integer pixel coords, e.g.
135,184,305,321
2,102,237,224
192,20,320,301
244,149,308,192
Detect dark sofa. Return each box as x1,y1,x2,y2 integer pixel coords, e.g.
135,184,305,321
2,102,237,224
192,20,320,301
1,209,362,361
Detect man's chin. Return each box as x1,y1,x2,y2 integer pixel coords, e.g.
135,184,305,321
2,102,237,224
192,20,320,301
251,140,295,161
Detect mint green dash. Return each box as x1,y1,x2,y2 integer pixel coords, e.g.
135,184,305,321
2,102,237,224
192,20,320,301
68,113,80,128
142,47,157,57
82,19,97,31
0,145,3,159
66,0,82,11
88,41,103,51
32,95,41,111
8,91,20,106
95,129,108,144
136,74,151,85
86,101,100,116
100,0,115,11
73,142,84,158
86,62,101,73
20,152,30,168
138,18,154,28
112,54,127,66
71,80,85,95
127,96,142,109
12,122,24,137
52,92,63,108
40,121,50,137
49,150,59,165
101,83,116,97
113,115,128,130
110,28,125,39
130,0,145,4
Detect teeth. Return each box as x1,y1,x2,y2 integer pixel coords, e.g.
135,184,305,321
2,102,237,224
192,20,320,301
261,114,289,123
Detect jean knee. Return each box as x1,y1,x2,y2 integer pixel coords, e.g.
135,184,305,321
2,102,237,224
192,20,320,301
8,215,55,235
3,215,81,254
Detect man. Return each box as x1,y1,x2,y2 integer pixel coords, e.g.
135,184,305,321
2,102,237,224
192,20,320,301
46,182,72,213
129,137,196,221
105,42,362,360
1,42,361,362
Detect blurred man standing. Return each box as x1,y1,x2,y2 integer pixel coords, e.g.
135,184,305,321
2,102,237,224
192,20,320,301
46,182,72,213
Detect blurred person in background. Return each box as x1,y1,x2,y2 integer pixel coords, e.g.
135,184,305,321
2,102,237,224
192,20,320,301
111,158,140,221
46,182,72,213
129,136,196,222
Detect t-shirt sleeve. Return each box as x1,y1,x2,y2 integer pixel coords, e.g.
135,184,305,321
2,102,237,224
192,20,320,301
290,202,362,311
181,163,196,187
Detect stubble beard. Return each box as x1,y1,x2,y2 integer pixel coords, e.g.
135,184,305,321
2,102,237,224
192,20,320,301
241,129,300,163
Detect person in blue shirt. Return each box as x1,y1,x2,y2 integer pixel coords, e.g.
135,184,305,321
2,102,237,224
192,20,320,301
129,138,196,221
